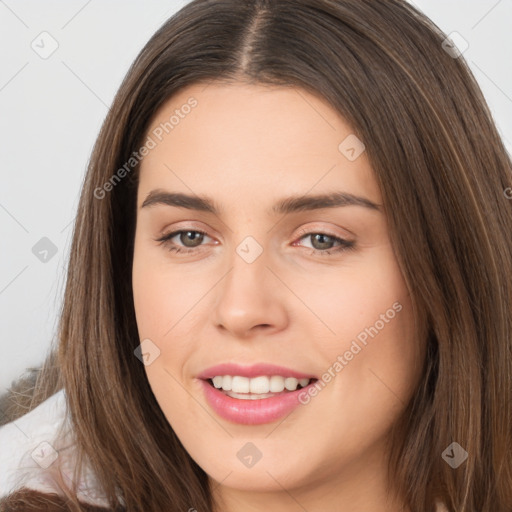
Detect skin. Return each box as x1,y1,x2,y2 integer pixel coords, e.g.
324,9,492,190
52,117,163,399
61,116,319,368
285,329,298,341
132,82,423,512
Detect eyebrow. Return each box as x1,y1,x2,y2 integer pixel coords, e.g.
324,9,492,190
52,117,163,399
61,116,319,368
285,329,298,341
140,189,382,215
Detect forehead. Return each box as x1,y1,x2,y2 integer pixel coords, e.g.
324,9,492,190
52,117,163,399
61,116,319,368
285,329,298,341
138,82,381,208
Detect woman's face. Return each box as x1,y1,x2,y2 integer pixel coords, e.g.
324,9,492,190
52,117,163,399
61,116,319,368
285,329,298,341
132,82,422,506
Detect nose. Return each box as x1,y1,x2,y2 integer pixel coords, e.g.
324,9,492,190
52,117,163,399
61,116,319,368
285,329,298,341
212,244,289,339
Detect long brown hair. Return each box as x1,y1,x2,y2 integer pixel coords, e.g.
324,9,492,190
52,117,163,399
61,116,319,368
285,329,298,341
2,0,511,510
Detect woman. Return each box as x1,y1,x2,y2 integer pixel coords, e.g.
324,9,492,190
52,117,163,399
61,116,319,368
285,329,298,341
1,0,511,510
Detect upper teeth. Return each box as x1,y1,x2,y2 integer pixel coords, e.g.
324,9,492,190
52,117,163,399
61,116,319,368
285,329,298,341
211,375,310,393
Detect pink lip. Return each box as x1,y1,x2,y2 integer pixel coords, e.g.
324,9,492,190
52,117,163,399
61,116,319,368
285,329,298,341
199,379,318,425
197,363,316,380
196,363,318,425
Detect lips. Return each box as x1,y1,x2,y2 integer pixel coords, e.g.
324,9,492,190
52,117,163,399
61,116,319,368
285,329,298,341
196,363,319,425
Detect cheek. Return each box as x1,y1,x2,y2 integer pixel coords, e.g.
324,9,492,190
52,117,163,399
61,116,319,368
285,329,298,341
302,247,420,406
132,270,177,337
132,243,207,338
132,249,200,421
132,243,212,396
298,247,413,352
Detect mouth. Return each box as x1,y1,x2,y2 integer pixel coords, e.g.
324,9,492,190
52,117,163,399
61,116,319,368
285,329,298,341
197,363,319,424
198,368,319,425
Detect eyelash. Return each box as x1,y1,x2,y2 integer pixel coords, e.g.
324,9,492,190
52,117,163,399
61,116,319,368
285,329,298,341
155,228,355,257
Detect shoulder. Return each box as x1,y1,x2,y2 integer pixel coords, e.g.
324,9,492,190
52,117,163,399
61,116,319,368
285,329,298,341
0,389,66,497
0,389,110,508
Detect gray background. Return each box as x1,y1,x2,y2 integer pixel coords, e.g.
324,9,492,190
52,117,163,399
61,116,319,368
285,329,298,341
1,0,511,390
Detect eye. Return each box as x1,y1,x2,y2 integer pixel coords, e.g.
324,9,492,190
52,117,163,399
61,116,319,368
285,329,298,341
293,229,355,256
155,228,355,257
156,229,214,254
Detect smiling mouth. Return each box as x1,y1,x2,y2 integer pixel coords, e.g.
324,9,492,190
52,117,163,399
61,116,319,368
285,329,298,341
206,375,318,400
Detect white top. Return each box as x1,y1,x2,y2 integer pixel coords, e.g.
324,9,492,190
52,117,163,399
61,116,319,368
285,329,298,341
0,389,109,507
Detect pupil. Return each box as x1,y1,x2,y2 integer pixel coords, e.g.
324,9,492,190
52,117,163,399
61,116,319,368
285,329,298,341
312,233,333,250
182,231,203,247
